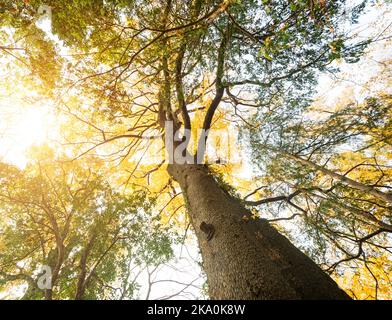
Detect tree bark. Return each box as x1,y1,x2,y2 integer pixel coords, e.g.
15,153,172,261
168,164,350,300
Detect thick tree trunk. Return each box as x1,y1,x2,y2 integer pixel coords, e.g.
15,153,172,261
168,164,350,300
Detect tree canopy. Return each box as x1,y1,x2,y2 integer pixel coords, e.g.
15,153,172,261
0,0,391,299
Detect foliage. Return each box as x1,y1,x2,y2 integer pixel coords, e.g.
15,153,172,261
0,0,391,299
0,151,175,299
247,66,392,299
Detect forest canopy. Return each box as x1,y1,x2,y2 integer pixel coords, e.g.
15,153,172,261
0,0,391,300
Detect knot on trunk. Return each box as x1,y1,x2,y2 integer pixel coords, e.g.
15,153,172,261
200,221,215,241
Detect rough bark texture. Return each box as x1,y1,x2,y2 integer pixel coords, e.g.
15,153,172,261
168,164,350,300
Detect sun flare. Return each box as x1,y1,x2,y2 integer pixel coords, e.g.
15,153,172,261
0,100,55,168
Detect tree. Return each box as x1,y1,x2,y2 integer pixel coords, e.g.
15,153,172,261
247,85,392,298
0,0,385,299
0,150,176,299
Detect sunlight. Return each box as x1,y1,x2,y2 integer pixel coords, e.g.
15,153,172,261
0,100,55,168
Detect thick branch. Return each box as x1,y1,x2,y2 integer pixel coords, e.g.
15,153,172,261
196,25,231,159
175,43,191,131
274,148,392,204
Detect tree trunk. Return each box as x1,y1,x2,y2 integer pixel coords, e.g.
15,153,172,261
168,164,350,300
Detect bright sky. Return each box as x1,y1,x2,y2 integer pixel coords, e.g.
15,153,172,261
315,4,392,105
0,99,56,168
0,12,59,168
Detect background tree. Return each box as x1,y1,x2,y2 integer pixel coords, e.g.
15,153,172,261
0,150,176,300
246,33,392,299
